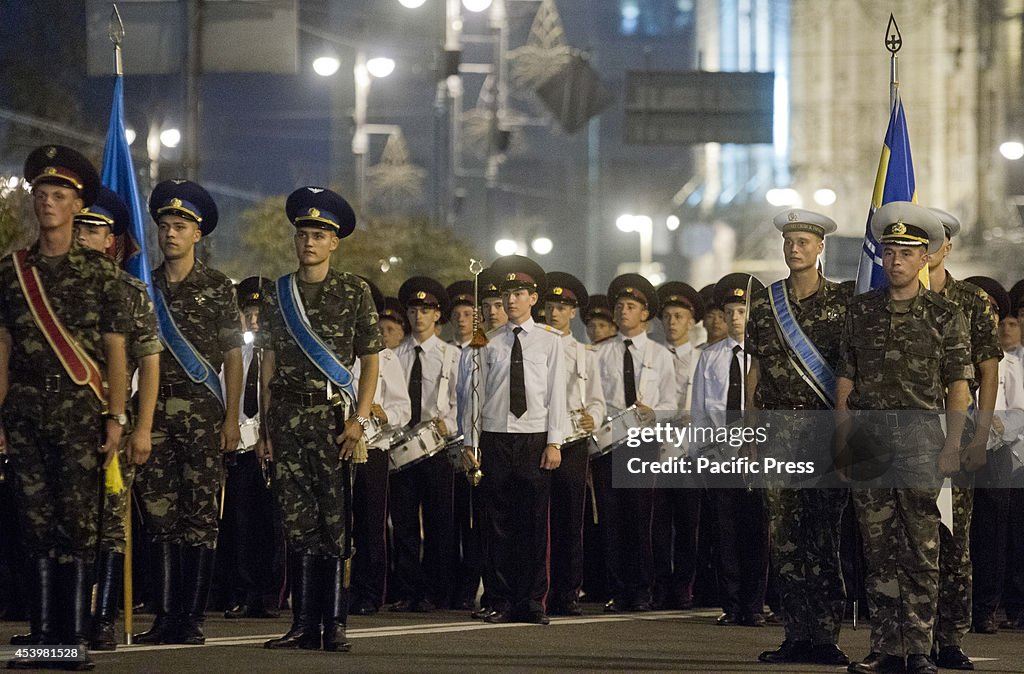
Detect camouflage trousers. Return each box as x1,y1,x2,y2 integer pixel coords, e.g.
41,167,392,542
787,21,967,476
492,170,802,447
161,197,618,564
100,444,136,554
268,401,350,558
135,390,223,549
766,487,847,644
935,479,974,648
4,383,104,562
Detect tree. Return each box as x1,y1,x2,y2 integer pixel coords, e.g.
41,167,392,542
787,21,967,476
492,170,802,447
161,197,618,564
0,180,34,256
229,194,481,295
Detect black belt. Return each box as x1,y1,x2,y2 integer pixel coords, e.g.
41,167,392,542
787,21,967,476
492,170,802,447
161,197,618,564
12,373,67,393
159,381,197,398
276,389,330,408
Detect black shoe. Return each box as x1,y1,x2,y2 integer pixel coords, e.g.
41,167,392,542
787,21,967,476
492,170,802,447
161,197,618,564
522,610,549,625
809,643,850,666
90,550,122,651
631,601,653,612
848,653,905,674
560,600,582,616
134,543,181,644
485,609,513,624
906,654,938,674
716,612,740,625
351,598,378,616
412,598,435,613
604,598,628,613
8,633,43,646
265,553,322,650
223,604,249,619
934,646,973,670
320,557,351,653
971,616,997,634
471,606,494,620
390,599,415,613
739,612,765,627
758,640,813,663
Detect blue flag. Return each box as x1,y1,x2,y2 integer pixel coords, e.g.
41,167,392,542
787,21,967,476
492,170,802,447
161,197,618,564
854,96,917,294
101,74,153,296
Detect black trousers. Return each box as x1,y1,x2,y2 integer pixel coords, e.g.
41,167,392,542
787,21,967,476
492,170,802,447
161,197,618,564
217,451,283,609
480,431,551,614
591,452,654,605
651,487,702,607
352,447,390,608
549,438,589,608
451,466,485,608
1003,485,1024,619
711,488,769,616
388,451,454,605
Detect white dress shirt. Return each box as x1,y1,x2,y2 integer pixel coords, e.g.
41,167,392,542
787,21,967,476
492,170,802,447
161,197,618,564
667,341,697,412
394,334,460,435
993,345,1024,447
595,331,678,418
561,333,606,437
691,336,749,431
353,347,412,449
461,318,567,446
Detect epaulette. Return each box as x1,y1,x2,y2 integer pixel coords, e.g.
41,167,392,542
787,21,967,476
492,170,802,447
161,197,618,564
539,323,562,335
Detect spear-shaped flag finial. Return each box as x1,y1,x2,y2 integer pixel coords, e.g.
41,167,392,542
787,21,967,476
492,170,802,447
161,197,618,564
109,4,125,75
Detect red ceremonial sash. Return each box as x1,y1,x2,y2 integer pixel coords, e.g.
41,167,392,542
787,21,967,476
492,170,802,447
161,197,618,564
13,249,107,405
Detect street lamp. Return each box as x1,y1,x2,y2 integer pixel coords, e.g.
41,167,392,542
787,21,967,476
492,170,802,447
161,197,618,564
398,0,427,7
462,0,492,11
366,57,396,79
313,55,341,77
494,238,518,256
765,187,800,207
159,128,181,148
666,215,680,231
1000,141,1024,161
813,188,837,206
616,213,653,271
531,236,553,255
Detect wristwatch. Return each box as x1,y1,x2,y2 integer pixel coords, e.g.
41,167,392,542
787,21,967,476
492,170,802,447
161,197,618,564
353,415,371,431
104,412,129,427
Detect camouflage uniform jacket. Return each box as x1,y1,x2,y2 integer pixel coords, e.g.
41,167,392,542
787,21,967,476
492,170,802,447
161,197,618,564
936,271,1001,392
262,269,383,395
0,241,133,381
746,275,850,410
152,258,242,385
838,285,974,411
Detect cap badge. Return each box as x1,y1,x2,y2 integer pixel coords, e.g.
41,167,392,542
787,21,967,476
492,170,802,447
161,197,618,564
788,211,799,222
891,221,906,235
553,287,563,295
416,291,426,299
307,187,324,194
45,147,57,159
170,198,183,208
171,179,187,185
506,273,516,281
308,207,320,218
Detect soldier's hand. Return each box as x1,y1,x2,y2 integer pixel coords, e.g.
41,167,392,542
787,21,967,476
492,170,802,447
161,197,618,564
938,448,960,477
461,446,480,471
256,436,273,462
960,439,987,473
127,428,152,465
337,418,363,460
370,403,388,425
101,420,123,469
0,424,6,454
434,418,449,438
220,420,242,454
636,404,656,425
540,444,561,470
579,413,595,432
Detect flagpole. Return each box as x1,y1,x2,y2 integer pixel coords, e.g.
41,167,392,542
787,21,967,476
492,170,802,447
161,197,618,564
886,14,902,111
109,2,135,646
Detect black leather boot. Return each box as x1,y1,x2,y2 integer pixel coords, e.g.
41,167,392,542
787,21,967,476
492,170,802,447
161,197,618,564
178,546,215,645
62,558,95,671
8,557,55,646
321,556,351,653
265,553,321,650
90,550,122,651
133,543,181,644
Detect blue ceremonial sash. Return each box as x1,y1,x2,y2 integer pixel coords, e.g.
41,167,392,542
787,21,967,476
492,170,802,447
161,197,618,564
768,280,836,408
276,274,356,405
153,288,225,408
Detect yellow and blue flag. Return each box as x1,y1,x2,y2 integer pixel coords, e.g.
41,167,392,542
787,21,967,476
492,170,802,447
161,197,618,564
100,74,153,294
855,96,916,294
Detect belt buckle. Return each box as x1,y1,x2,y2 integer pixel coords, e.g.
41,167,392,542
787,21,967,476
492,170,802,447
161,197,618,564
44,375,62,393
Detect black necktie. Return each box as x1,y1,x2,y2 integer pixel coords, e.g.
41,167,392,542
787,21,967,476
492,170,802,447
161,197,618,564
243,355,260,418
409,345,423,426
623,339,637,407
510,327,527,418
727,344,743,423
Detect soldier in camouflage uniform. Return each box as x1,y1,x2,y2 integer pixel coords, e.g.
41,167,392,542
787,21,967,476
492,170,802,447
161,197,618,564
259,186,382,653
745,209,850,666
925,208,1001,671
134,180,243,646
72,188,164,651
1,145,132,670
838,202,973,674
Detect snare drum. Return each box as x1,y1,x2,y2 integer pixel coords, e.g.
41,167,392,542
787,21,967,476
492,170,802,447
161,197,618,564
564,409,592,445
388,421,446,473
590,406,646,457
443,434,468,472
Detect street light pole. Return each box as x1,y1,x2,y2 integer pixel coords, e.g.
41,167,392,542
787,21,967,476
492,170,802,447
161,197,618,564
352,49,370,207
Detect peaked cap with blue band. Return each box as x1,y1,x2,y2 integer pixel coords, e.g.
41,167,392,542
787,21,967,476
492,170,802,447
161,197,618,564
150,179,219,236
286,186,356,238
75,186,130,236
